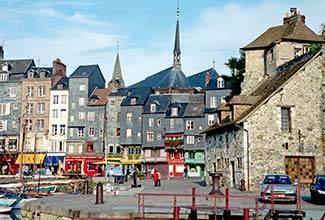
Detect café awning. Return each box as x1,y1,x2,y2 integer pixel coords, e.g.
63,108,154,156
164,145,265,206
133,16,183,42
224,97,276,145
15,154,46,165
120,159,142,165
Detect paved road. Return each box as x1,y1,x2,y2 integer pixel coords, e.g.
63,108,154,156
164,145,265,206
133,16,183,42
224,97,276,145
21,176,325,219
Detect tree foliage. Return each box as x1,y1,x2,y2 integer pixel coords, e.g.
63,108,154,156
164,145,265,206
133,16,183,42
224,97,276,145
223,50,245,101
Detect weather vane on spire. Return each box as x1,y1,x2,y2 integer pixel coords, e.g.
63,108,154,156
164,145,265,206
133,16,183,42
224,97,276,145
176,0,180,18
116,40,119,53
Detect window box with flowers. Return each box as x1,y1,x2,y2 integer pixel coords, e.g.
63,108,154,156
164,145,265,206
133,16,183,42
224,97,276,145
164,139,184,147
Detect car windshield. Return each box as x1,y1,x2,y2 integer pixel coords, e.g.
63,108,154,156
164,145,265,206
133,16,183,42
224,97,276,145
263,175,292,184
318,176,325,185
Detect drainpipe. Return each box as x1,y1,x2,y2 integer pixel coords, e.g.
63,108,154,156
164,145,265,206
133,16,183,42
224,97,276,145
235,123,250,191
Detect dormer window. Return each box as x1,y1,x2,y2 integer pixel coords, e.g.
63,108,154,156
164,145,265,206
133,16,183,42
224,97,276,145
28,71,34,79
131,98,137,105
171,107,178,116
217,77,224,88
2,63,8,72
150,103,156,112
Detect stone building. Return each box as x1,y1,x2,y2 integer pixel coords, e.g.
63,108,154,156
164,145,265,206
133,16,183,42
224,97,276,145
205,8,325,191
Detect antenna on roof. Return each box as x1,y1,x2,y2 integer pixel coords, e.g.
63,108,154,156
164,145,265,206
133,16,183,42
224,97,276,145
37,58,40,66
176,0,180,18
213,60,216,69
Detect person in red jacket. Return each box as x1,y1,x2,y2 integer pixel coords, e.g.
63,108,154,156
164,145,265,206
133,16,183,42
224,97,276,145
152,170,159,187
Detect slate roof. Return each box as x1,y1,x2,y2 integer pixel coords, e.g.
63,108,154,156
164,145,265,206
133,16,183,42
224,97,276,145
70,65,101,78
143,95,172,113
243,19,325,50
183,102,205,117
108,88,129,97
187,68,218,89
206,47,322,133
52,77,69,90
121,87,152,106
0,59,35,75
88,88,112,106
128,67,190,89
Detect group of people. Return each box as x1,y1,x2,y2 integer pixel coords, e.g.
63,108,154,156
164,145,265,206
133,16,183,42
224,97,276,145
151,168,161,187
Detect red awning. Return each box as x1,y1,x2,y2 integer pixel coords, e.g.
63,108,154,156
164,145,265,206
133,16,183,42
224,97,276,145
165,133,183,137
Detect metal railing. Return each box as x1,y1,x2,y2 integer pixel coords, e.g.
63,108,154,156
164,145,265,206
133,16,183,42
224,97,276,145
136,185,304,220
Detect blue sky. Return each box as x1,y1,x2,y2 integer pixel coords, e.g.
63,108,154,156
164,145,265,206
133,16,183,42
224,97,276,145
1,0,324,86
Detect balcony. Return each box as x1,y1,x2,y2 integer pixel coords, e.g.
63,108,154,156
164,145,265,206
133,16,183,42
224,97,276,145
164,139,184,148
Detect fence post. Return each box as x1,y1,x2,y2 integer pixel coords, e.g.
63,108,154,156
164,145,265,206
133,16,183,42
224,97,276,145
173,206,180,220
243,208,249,220
95,182,104,204
225,187,229,211
189,187,197,220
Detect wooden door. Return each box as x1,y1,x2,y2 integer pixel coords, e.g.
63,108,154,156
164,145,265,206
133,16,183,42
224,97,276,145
285,156,315,185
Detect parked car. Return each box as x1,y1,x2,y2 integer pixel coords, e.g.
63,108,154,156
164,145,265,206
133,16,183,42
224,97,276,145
260,174,297,203
310,174,325,203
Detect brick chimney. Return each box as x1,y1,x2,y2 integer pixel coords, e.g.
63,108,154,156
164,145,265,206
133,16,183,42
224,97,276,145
52,58,67,87
205,72,211,87
0,46,3,60
283,8,305,24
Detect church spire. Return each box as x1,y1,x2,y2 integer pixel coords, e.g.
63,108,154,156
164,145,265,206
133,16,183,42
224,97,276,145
108,41,125,89
172,0,181,71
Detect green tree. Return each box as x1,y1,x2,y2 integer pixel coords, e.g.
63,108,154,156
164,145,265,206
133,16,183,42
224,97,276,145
223,50,245,101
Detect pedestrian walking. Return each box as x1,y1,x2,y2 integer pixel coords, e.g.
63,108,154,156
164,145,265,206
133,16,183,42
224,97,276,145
152,170,159,186
183,166,188,179
157,170,161,186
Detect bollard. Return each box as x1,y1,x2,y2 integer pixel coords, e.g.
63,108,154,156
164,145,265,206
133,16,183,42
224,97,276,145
243,208,249,220
189,208,197,220
95,182,104,204
173,206,180,220
223,210,231,220
84,178,89,194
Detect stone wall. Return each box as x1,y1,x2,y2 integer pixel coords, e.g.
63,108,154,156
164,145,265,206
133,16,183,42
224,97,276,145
246,55,324,190
241,50,265,95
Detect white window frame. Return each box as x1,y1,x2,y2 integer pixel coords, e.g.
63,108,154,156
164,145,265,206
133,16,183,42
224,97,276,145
126,128,132,138
78,128,84,137
89,126,95,136
38,86,46,97
208,114,215,126
217,77,224,88
78,112,85,120
51,125,57,135
88,111,95,121
171,107,178,116
126,112,132,122
60,125,66,135
150,104,156,112
61,95,67,104
26,103,33,114
79,84,86,91
0,120,7,131
187,136,195,144
146,132,154,142
37,102,45,114
186,120,194,130
0,103,10,115
52,109,58,118
79,97,85,106
27,86,34,97
149,118,154,127
53,95,59,104
210,96,217,108
9,87,17,97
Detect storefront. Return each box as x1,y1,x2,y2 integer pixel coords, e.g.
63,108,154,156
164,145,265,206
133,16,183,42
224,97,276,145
44,153,65,175
15,153,46,176
64,155,104,176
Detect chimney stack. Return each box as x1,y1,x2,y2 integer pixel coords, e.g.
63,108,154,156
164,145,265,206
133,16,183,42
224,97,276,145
283,7,305,24
52,58,67,86
0,46,3,60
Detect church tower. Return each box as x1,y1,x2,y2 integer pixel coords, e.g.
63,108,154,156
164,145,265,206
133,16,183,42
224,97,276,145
108,45,125,89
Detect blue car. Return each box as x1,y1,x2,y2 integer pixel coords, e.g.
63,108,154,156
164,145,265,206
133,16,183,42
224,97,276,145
310,174,325,203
